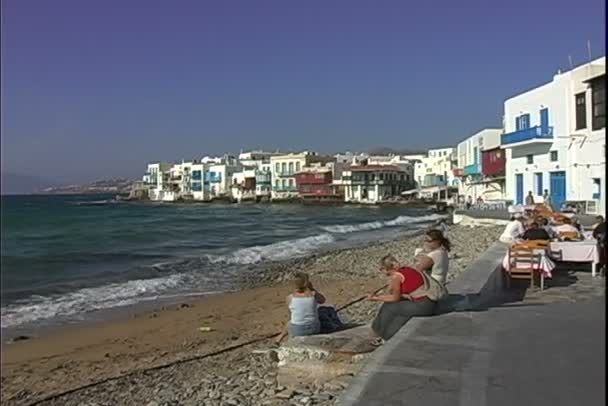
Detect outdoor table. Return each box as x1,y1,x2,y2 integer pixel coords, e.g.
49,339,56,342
548,240,600,277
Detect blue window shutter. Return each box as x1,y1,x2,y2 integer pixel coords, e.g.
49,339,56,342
540,108,549,130
536,173,543,196
516,116,521,130
523,114,530,129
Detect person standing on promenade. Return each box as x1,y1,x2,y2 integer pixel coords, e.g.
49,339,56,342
592,218,606,275
415,229,451,286
466,196,473,210
543,189,552,210
366,255,437,344
525,191,535,206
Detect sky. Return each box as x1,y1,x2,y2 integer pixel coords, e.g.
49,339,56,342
1,0,606,183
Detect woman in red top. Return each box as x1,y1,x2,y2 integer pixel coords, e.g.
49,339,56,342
367,254,437,344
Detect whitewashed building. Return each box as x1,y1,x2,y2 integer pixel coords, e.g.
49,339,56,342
143,162,172,201
503,56,605,213
414,147,457,189
341,165,410,203
456,129,504,201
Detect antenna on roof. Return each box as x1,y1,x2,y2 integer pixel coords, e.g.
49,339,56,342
568,55,573,70
587,40,592,62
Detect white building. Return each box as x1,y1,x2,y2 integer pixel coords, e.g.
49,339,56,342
341,165,410,203
503,56,605,213
230,169,257,202
414,147,457,189
143,162,172,201
207,161,241,198
456,129,504,201
270,152,334,200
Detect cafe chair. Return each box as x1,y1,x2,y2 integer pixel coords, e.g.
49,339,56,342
506,247,543,290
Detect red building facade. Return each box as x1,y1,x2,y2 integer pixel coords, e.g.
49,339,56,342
295,171,341,199
482,147,506,177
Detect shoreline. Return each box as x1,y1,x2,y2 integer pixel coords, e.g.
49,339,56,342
1,224,503,406
1,225,434,341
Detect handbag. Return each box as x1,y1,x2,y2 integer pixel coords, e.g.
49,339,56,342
406,269,449,302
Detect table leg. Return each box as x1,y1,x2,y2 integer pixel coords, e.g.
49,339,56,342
592,262,597,277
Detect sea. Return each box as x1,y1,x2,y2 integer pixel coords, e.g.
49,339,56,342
0,194,443,335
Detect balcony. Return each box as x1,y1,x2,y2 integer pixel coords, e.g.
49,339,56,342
464,163,481,176
273,186,297,192
501,126,554,147
276,171,296,177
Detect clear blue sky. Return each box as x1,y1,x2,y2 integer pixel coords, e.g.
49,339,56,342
2,0,605,183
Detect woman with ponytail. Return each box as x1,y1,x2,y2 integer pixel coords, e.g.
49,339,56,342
415,229,451,285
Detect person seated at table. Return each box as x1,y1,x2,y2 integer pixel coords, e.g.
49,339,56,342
539,217,558,239
499,214,526,243
522,221,551,241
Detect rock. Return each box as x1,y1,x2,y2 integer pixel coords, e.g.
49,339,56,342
276,389,295,399
11,335,31,342
146,402,159,406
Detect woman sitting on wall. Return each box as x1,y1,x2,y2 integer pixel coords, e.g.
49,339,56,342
366,255,442,345
415,229,451,286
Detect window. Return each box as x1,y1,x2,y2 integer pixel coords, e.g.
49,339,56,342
275,163,280,173
526,155,533,164
288,162,294,174
593,178,601,200
550,151,558,162
575,92,587,130
591,77,606,130
275,180,280,188
281,163,286,173
295,162,301,172
281,179,286,188
516,114,530,130
535,173,543,196
288,179,293,188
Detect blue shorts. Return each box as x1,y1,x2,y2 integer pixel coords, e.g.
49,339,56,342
288,322,320,337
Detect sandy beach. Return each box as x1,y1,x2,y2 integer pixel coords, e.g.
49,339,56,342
1,224,503,406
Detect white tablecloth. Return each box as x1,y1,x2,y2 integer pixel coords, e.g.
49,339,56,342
549,241,599,264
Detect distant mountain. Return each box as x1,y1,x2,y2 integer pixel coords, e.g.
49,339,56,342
38,178,137,195
0,172,59,195
367,147,427,156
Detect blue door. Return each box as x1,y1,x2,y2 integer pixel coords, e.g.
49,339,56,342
550,171,566,210
535,173,543,196
516,174,523,205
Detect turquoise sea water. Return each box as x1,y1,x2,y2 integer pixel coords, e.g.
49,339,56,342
0,194,441,331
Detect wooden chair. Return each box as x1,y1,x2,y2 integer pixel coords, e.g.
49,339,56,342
506,247,543,290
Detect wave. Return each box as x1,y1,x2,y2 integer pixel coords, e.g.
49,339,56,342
321,213,445,234
206,233,336,265
0,274,186,329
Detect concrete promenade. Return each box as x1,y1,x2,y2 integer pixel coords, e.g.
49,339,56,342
337,239,606,406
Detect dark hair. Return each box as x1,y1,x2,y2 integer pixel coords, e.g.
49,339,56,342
426,229,451,252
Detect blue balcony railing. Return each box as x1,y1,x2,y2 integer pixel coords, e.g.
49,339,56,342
464,163,481,176
501,126,554,145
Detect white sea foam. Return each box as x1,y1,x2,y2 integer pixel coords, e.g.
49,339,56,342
0,274,186,329
206,233,336,265
321,213,445,234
